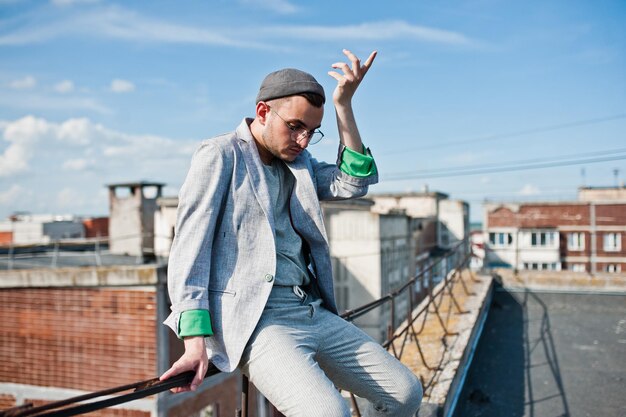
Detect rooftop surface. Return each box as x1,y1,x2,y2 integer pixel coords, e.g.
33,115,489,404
454,289,626,417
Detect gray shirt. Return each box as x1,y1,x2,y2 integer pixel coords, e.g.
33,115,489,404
262,159,310,287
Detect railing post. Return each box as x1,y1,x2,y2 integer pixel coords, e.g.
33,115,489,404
95,232,102,267
240,375,249,417
387,296,395,342
52,240,59,268
350,393,362,417
408,284,414,325
8,242,14,270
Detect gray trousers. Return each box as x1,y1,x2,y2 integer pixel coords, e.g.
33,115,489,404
239,286,423,417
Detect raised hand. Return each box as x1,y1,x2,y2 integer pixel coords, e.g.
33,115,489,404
328,49,377,106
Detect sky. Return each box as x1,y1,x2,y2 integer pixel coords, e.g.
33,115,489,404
0,0,625,223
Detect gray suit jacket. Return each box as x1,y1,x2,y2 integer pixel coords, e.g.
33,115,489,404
165,118,378,372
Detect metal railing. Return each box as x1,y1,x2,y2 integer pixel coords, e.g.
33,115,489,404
0,233,171,270
0,239,474,417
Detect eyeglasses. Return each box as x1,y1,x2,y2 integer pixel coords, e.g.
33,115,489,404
268,106,324,145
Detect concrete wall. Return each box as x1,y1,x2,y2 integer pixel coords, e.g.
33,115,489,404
578,187,626,201
109,188,143,256
324,206,382,340
372,194,442,218
42,221,85,240
439,199,469,250
494,267,626,292
323,203,414,342
154,201,177,259
4,220,84,245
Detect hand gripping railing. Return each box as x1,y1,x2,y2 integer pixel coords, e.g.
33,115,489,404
1,239,473,417
0,367,222,417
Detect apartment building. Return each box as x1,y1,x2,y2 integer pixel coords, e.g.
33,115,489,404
0,214,85,245
322,199,413,342
320,192,470,342
484,186,626,273
371,191,470,282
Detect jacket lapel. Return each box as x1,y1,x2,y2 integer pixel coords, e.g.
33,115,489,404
286,155,328,244
235,120,275,234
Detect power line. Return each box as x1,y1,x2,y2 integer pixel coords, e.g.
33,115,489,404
382,151,626,182
384,146,626,177
378,113,626,155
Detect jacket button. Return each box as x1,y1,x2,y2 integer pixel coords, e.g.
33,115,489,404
264,274,274,282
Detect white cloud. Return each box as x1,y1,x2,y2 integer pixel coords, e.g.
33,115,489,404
56,187,85,208
0,91,110,114
110,78,135,93
0,5,475,49
62,158,94,171
8,76,37,90
1,115,196,177
0,116,199,218
255,20,474,45
0,7,267,49
0,116,98,177
239,0,299,14
519,184,541,196
0,116,53,177
0,185,24,205
54,80,75,93
57,118,99,145
51,0,100,6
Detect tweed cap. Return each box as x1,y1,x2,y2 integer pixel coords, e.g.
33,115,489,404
256,68,325,104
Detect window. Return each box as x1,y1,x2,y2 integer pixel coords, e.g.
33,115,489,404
530,231,557,247
567,233,585,251
603,233,621,252
524,262,559,271
488,232,513,247
605,264,621,273
571,264,586,273
441,230,450,246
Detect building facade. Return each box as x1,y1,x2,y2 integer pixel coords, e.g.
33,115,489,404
0,214,85,245
322,199,413,342
484,186,626,273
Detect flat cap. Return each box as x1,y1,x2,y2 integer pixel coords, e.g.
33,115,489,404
256,68,325,104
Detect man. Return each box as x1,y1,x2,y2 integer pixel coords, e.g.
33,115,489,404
161,49,423,417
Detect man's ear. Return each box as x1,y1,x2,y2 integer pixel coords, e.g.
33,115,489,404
256,101,270,125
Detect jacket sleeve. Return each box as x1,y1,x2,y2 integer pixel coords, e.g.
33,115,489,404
163,140,232,338
310,144,379,201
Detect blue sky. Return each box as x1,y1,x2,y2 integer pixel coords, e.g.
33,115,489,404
0,0,624,222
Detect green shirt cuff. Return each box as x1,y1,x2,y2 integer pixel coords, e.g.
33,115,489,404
179,309,214,338
339,145,377,177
